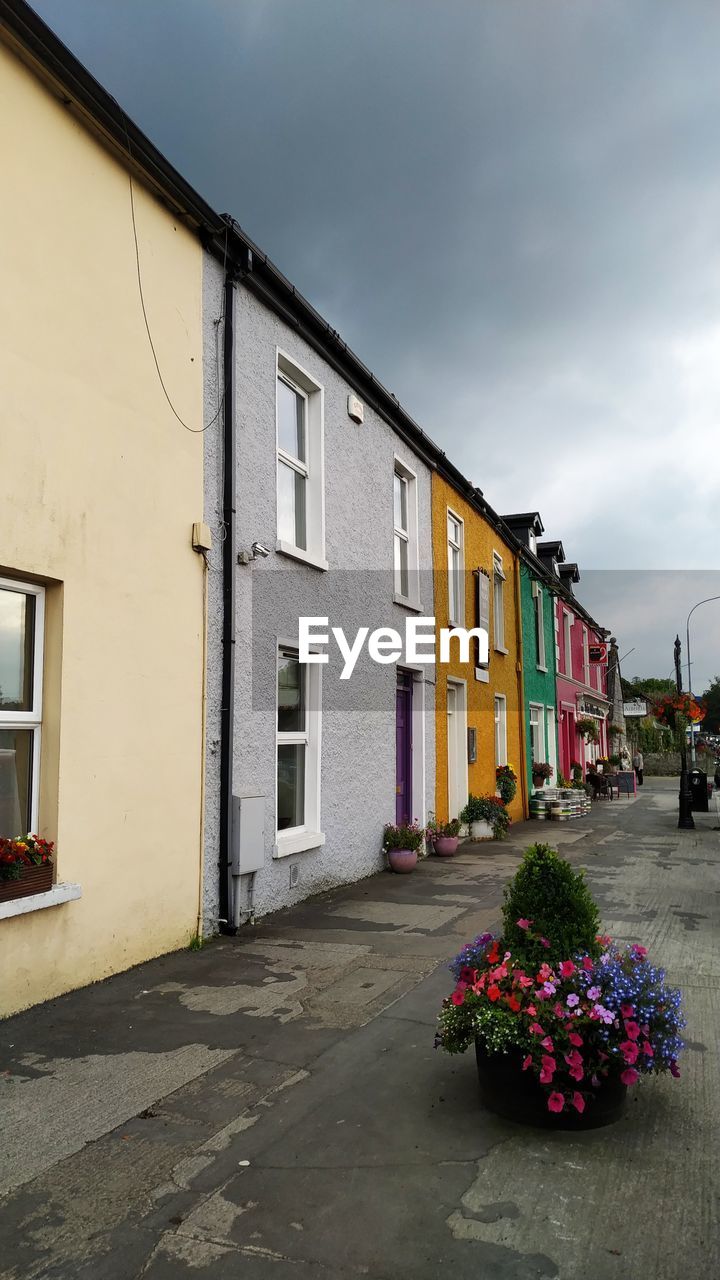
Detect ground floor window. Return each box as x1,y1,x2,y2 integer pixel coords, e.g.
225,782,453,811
276,646,321,849
494,694,507,767
0,577,44,836
529,704,544,765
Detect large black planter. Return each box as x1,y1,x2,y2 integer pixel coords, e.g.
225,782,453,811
475,1041,627,1130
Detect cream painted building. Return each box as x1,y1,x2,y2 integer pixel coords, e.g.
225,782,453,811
0,6,221,1015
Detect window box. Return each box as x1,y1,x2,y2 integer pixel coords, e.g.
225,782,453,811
0,861,53,903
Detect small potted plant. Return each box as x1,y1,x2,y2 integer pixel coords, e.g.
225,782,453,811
496,764,517,806
460,794,510,841
382,821,424,874
431,817,461,857
435,843,684,1129
0,834,55,904
531,760,553,789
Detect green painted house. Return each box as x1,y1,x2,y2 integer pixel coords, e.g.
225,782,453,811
502,513,560,792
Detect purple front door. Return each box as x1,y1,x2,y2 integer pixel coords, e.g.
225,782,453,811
395,671,413,825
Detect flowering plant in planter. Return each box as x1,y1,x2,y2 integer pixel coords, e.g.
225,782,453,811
382,822,424,852
653,692,705,730
0,834,54,881
435,845,684,1121
531,760,553,782
495,764,517,806
576,716,600,743
459,794,510,839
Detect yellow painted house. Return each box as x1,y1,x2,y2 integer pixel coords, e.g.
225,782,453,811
432,472,527,827
0,8,221,1015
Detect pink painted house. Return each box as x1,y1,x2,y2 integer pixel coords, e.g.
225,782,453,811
536,541,611,780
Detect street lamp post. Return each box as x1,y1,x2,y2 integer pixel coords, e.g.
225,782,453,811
675,635,695,830
686,595,720,764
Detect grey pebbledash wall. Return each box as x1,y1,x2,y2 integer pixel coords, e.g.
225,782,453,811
202,255,435,929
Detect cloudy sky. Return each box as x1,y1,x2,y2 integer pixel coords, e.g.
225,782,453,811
32,0,720,683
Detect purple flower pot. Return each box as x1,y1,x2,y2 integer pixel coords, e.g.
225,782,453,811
433,836,459,857
387,847,418,874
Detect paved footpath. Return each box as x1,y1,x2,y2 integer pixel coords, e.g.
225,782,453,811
1,779,718,1280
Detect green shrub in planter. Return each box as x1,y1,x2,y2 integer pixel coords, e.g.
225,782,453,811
501,843,601,967
460,794,510,839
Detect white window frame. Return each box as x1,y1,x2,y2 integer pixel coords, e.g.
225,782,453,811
393,458,420,608
274,643,324,858
546,705,557,781
529,702,545,767
532,580,546,670
582,626,590,685
0,577,45,835
563,609,573,678
493,551,507,652
494,693,507,767
447,510,465,626
275,350,327,572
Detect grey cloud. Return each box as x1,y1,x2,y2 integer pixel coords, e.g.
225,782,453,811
32,0,720,573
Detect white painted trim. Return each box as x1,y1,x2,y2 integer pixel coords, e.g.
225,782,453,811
446,677,468,820
0,577,45,833
474,667,490,683
446,508,465,626
393,456,421,607
273,831,325,858
494,692,508,767
275,349,325,566
392,593,424,613
0,882,81,920
275,541,329,572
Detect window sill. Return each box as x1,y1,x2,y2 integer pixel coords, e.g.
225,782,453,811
392,593,424,613
475,667,490,683
273,831,325,858
536,664,548,673
276,541,329,572
494,645,509,655
0,881,82,921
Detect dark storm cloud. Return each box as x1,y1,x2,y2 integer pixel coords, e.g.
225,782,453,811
32,0,720,592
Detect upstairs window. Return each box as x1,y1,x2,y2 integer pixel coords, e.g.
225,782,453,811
583,627,590,685
493,552,506,650
533,580,546,669
563,610,573,677
276,353,326,570
393,461,420,605
447,512,464,625
0,578,44,836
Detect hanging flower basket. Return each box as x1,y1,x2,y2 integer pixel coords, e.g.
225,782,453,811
576,717,600,743
0,835,55,903
653,693,705,731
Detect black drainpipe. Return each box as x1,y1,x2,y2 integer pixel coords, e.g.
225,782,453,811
218,265,237,934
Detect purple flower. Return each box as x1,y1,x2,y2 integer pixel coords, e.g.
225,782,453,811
541,981,557,997
566,993,580,1008
593,1004,615,1025
586,985,601,1001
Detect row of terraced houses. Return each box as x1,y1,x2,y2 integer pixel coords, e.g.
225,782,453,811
0,1,623,1016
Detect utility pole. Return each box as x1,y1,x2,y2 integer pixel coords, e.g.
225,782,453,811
675,635,695,830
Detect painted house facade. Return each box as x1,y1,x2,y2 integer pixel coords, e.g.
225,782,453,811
502,514,560,793
0,6,211,1015
537,542,610,779
201,249,436,930
431,478,527,828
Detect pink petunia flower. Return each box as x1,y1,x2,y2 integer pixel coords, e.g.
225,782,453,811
620,1040,640,1065
582,957,594,972
516,918,532,930
571,1091,586,1114
568,1032,583,1047
547,1092,565,1113
529,1022,545,1036
564,1049,583,1069
670,1059,681,1079
553,1002,567,1019
540,1037,554,1052
527,1004,537,1017
620,1003,635,1018
539,1068,554,1085
642,1041,654,1057
451,990,465,1006
522,1054,533,1071
540,938,551,949
620,1067,639,1086
631,944,648,959
624,1020,640,1041
518,975,534,989
560,961,576,978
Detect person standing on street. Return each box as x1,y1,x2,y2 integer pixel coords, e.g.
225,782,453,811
633,749,644,786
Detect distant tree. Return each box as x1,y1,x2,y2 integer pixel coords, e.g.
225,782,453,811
624,675,677,697
700,677,720,733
